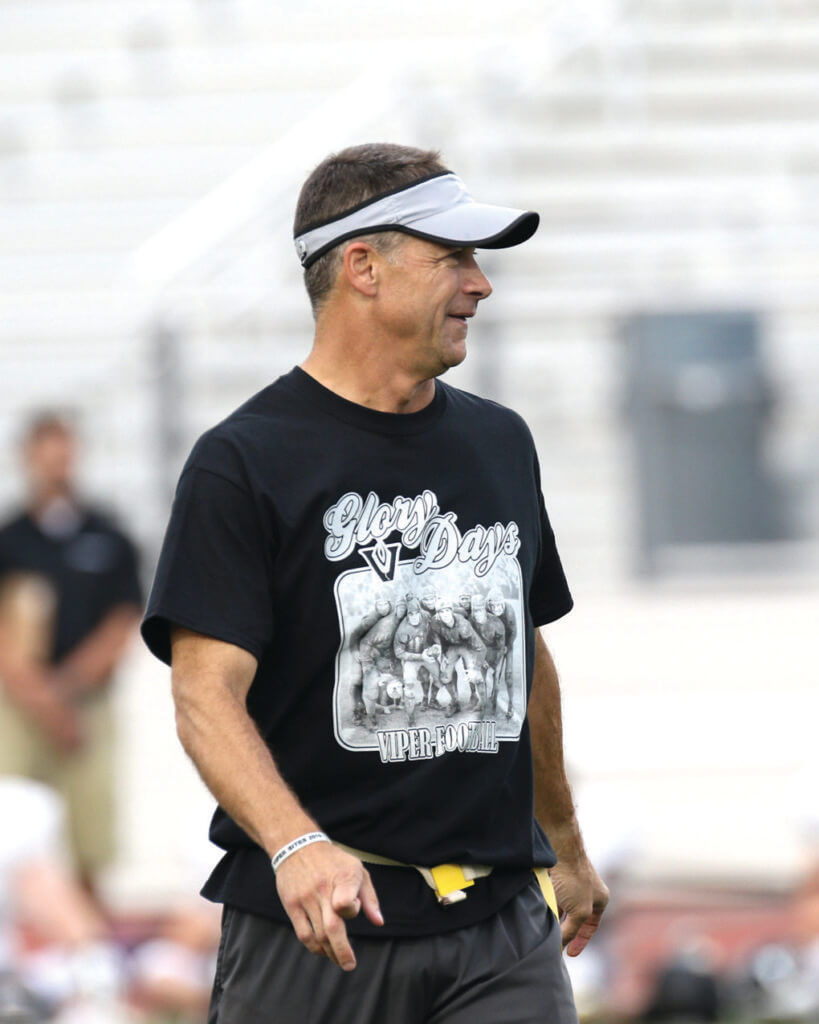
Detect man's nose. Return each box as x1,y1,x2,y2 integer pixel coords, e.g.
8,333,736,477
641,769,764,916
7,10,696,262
464,256,492,300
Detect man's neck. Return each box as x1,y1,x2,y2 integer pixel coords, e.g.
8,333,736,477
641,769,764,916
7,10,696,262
301,317,437,414
30,486,74,515
300,355,436,414
29,492,83,538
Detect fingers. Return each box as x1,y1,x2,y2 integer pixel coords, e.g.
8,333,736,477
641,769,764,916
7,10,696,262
47,712,85,752
277,848,384,971
552,859,610,957
290,895,356,970
321,896,357,971
289,906,323,958
284,892,354,970
331,878,362,920
562,879,609,956
321,871,383,966
358,870,384,927
559,905,589,950
564,912,603,957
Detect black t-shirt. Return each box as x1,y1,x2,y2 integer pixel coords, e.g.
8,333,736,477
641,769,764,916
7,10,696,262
0,507,142,663
142,367,573,937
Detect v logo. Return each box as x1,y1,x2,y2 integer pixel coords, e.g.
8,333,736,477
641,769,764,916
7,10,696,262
360,542,402,582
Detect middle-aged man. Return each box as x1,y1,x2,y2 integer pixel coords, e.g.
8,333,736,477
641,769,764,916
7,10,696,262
142,143,608,1023
0,413,143,887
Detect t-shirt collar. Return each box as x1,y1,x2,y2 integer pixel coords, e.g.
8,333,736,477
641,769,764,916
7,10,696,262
282,366,447,436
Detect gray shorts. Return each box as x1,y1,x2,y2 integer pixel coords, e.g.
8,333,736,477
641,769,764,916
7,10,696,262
208,877,578,1024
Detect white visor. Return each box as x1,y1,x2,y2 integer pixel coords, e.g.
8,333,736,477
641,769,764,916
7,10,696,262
294,171,539,268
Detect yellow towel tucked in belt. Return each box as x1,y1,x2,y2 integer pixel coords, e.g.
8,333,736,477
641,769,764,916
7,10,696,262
335,842,559,916
533,866,560,919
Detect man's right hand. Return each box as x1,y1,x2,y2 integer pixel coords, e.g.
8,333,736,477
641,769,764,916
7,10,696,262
32,683,85,751
275,843,383,971
0,666,85,752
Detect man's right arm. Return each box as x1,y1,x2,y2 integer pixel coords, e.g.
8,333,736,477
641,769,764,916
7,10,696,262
169,626,383,970
0,591,82,750
0,648,82,750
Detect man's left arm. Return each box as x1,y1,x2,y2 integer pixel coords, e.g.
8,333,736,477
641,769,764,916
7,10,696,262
528,628,609,956
57,604,141,695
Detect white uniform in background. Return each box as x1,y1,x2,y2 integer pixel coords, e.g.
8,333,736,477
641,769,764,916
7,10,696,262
0,777,66,972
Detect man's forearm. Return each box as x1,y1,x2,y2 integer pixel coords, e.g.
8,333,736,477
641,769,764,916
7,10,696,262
528,628,609,955
177,686,318,856
169,627,382,970
528,629,586,863
171,629,318,858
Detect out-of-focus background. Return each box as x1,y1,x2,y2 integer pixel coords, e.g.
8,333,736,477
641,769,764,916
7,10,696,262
1,0,817,1020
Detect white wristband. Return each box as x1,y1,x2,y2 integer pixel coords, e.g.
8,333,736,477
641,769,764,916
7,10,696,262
271,831,330,873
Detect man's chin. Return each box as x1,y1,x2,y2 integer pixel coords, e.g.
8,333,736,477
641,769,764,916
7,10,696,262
422,337,467,379
442,338,468,369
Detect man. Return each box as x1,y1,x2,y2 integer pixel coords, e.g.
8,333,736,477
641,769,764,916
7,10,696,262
348,594,396,726
142,143,608,1023
0,414,142,885
429,599,487,716
0,776,130,1022
488,586,519,719
419,585,438,618
468,592,508,714
392,597,439,724
354,594,403,726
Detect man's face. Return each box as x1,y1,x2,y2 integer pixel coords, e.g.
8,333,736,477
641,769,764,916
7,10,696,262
438,606,455,628
375,237,492,377
24,427,76,499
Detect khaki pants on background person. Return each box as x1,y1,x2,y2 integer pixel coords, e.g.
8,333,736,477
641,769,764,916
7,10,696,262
0,691,116,878
0,572,116,879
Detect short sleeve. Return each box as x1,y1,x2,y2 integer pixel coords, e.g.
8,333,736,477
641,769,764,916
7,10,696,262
528,455,574,626
141,466,275,665
0,522,18,579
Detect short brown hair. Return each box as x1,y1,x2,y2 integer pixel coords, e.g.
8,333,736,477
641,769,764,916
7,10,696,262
22,410,75,445
294,143,448,315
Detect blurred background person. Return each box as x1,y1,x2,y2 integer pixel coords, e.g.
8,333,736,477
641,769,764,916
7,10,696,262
0,413,142,892
0,776,132,1023
128,902,220,1024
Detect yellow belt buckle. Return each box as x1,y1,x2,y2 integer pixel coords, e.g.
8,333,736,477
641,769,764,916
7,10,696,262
430,864,474,905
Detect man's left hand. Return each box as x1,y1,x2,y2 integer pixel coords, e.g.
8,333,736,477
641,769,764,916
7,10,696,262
549,855,609,957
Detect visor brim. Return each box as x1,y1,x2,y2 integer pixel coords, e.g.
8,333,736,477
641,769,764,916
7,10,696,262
296,174,541,268
403,204,539,251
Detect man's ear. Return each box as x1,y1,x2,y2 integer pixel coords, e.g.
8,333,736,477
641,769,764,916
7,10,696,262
342,242,381,298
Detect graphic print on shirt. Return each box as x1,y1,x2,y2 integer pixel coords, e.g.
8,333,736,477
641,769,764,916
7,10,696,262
324,489,526,762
